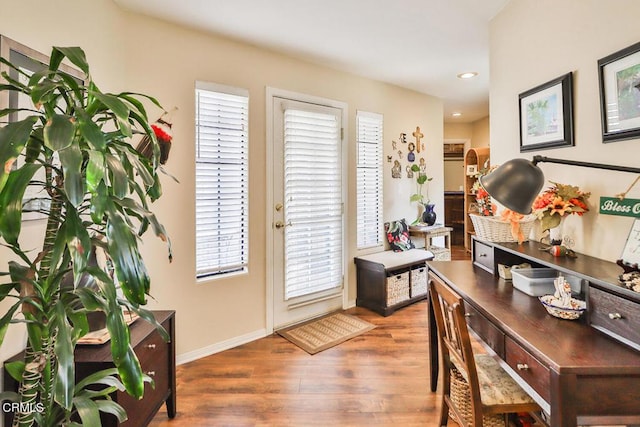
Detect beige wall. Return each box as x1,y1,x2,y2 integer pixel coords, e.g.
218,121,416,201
444,122,472,140
0,0,443,362
471,116,490,148
490,0,640,260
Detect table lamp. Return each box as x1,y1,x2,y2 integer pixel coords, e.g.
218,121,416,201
479,155,640,215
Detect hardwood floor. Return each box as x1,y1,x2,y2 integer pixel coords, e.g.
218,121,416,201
149,247,470,427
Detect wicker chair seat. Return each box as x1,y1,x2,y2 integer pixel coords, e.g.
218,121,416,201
474,354,537,407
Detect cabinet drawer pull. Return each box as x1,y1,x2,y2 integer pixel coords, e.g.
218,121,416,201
146,370,156,377
146,344,157,349
478,253,487,258
516,363,529,371
608,312,623,320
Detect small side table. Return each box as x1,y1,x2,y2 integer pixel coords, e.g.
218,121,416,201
409,224,453,261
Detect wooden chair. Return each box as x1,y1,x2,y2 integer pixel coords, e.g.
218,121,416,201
429,277,541,427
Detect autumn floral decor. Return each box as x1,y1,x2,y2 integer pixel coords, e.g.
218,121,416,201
471,165,497,216
474,187,496,216
533,181,591,231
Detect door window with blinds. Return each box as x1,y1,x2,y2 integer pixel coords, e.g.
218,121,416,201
282,106,343,300
195,82,249,279
356,111,383,249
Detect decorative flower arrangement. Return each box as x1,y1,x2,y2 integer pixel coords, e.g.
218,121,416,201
475,187,496,216
532,181,590,231
471,164,497,216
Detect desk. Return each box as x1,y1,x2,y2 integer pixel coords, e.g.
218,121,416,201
427,261,640,427
408,224,452,260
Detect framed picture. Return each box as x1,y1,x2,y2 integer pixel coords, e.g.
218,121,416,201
519,72,574,152
465,164,477,176
598,41,640,143
620,218,640,267
0,35,83,220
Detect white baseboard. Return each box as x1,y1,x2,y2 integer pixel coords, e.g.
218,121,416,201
176,328,268,365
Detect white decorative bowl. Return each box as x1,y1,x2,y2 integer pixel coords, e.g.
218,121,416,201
539,295,586,320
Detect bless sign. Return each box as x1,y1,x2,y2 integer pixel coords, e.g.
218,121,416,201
599,197,640,217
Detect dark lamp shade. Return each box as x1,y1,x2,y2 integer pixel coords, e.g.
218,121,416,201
479,158,545,215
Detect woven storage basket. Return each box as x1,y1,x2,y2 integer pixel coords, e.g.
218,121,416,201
469,214,536,243
410,266,428,297
450,367,505,427
386,271,410,306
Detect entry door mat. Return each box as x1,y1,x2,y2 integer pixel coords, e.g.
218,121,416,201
277,312,375,355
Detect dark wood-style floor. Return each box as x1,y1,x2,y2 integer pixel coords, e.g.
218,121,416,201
149,247,471,427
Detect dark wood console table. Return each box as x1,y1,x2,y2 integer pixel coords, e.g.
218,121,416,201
427,241,640,427
3,310,176,427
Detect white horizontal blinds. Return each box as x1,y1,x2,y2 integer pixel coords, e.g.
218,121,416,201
356,111,384,249
195,83,249,278
283,107,343,300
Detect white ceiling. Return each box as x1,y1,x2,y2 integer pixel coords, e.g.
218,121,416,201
114,0,510,123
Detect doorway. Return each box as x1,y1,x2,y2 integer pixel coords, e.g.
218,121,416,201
268,90,347,330
443,140,468,247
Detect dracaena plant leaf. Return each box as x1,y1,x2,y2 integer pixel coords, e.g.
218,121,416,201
44,114,75,151
105,305,144,398
54,301,75,410
50,47,89,75
86,150,106,192
0,116,38,193
105,152,129,199
106,209,150,304
78,111,106,151
0,163,40,244
90,92,132,137
63,207,91,284
59,144,85,207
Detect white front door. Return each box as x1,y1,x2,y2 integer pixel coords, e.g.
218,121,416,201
271,96,344,329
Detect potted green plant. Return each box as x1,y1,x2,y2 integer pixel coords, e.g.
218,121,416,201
0,46,171,426
409,164,434,225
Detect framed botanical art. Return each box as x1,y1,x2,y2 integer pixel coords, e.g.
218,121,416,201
519,72,574,152
598,41,640,143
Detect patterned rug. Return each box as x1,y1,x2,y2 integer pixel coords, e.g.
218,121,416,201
277,312,375,355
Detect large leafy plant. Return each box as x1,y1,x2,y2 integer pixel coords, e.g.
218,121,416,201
0,46,171,426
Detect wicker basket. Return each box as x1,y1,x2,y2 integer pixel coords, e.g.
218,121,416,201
386,271,410,306
450,367,505,427
469,214,536,243
410,266,428,297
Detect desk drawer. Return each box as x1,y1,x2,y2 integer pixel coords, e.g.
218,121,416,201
465,304,504,358
505,336,550,402
589,286,640,349
472,239,494,273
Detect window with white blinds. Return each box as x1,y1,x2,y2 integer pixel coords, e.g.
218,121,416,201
356,111,383,249
195,82,249,278
283,107,343,300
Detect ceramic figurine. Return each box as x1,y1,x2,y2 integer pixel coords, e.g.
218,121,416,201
391,160,402,178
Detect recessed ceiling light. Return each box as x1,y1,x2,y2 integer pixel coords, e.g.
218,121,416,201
452,112,462,117
457,72,478,79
